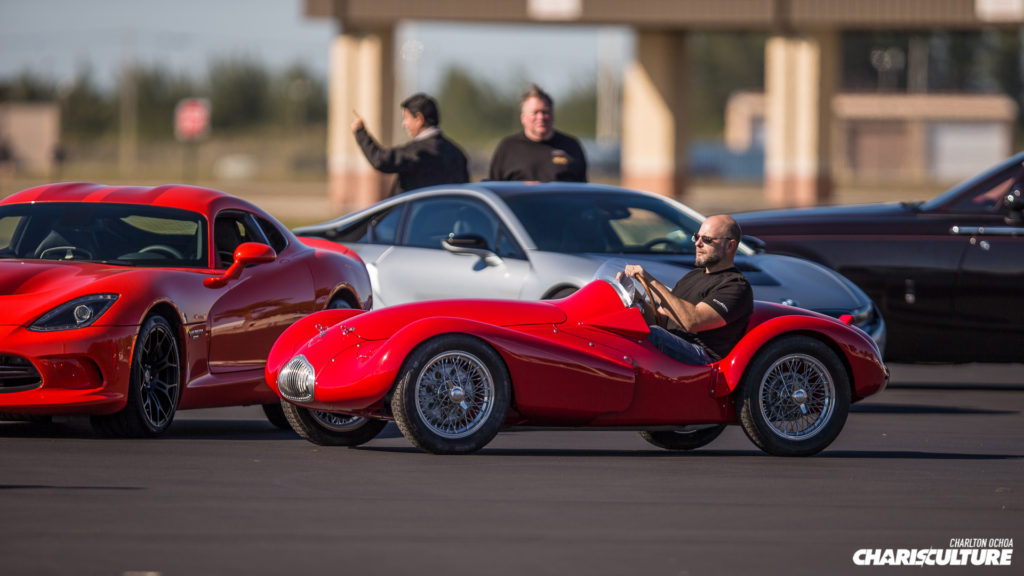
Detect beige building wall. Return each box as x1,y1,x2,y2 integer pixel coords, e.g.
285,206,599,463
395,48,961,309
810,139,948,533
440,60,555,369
764,31,838,207
621,30,689,200
0,103,61,175
327,27,395,212
727,91,1018,185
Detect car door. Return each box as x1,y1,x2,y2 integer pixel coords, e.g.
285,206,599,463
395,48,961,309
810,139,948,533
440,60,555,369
949,171,1024,360
374,196,530,305
207,211,315,373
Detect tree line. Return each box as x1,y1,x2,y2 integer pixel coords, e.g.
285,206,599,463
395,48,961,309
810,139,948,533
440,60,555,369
1,30,1020,149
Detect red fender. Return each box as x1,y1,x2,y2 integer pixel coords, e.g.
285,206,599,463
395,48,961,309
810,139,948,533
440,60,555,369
307,315,636,418
711,315,876,398
265,308,365,389
307,316,516,411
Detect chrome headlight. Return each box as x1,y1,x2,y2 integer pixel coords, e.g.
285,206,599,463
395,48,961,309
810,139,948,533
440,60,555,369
30,294,119,332
278,355,316,402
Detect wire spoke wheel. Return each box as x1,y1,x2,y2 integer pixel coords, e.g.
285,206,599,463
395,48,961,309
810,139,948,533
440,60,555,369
758,354,834,440
414,351,494,438
640,424,727,451
280,401,387,446
392,335,511,454
737,336,850,456
310,410,368,432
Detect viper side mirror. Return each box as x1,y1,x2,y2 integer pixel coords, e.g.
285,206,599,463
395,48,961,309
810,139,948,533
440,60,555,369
204,242,277,288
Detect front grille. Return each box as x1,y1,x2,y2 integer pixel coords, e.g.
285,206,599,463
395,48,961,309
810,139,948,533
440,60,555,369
0,354,42,392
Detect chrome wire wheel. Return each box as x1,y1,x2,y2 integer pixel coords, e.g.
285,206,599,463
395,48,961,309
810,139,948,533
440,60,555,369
310,410,368,432
413,350,495,439
757,353,834,440
138,321,181,430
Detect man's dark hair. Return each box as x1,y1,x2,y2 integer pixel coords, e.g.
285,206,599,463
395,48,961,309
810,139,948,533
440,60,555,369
521,84,553,108
401,93,440,127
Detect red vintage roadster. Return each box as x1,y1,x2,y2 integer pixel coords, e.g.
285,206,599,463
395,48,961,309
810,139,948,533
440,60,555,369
266,262,887,456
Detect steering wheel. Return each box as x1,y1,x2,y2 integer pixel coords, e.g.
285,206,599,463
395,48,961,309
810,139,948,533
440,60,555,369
633,271,689,331
139,244,184,259
38,245,94,260
642,237,678,251
629,272,662,326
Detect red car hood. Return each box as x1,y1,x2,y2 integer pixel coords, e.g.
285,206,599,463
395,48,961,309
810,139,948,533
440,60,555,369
0,260,141,325
348,299,567,341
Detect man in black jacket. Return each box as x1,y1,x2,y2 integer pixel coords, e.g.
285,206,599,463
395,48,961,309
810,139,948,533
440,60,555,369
488,84,587,182
352,93,469,197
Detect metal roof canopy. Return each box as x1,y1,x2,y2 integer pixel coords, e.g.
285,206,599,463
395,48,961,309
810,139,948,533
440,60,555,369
306,0,1024,29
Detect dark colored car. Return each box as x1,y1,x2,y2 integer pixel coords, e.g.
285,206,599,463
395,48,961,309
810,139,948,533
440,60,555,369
734,152,1024,362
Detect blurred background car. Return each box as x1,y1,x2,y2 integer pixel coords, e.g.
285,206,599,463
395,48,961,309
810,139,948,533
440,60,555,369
294,182,885,349
734,152,1024,363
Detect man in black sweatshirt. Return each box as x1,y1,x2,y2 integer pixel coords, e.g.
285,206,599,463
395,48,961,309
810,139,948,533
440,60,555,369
352,93,469,197
488,84,587,183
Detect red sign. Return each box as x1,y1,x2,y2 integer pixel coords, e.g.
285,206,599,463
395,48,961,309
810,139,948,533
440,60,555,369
175,98,211,141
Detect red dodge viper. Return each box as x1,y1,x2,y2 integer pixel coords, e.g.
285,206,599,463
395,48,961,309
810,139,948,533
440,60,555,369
0,182,371,437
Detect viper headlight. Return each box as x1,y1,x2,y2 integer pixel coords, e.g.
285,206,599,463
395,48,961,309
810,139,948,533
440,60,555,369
30,294,119,332
278,355,316,402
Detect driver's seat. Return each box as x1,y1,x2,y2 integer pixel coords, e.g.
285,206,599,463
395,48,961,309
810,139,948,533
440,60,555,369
33,228,97,260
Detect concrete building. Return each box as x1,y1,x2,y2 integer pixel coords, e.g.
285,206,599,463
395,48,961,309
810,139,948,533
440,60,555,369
304,0,1024,209
726,91,1018,184
0,102,61,175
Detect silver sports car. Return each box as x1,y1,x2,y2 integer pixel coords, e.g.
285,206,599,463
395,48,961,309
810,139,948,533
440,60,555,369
295,182,885,349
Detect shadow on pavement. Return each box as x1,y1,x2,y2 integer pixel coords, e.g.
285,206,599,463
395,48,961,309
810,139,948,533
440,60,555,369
851,403,1017,415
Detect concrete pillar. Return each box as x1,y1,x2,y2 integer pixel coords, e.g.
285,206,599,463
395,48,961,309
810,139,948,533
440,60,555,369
327,27,394,212
765,31,837,207
621,30,688,200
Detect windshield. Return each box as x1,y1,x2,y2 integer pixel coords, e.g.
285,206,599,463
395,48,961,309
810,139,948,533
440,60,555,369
0,202,208,267
504,191,704,255
592,258,646,308
921,151,1024,212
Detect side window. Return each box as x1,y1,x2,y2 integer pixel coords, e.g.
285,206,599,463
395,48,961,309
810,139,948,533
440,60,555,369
256,216,289,254
336,206,402,245
370,207,402,244
0,214,22,255
214,213,265,268
946,161,1023,213
495,226,526,260
403,197,498,250
404,199,461,249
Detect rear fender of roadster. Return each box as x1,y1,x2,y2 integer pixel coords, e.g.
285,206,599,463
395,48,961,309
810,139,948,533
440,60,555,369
713,315,886,400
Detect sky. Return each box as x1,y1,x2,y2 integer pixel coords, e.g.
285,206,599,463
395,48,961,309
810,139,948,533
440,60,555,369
0,0,627,98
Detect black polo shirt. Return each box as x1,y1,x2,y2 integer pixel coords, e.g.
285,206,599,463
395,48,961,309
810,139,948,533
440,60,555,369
670,266,753,359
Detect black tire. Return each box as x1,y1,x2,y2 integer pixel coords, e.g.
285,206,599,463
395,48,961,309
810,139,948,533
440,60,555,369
280,401,386,446
639,424,727,451
327,295,353,309
737,335,850,456
391,334,510,454
261,402,291,430
92,315,181,438
543,287,577,300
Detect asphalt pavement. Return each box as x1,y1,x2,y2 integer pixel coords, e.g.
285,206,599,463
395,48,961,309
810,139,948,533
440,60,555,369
1,363,1021,576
